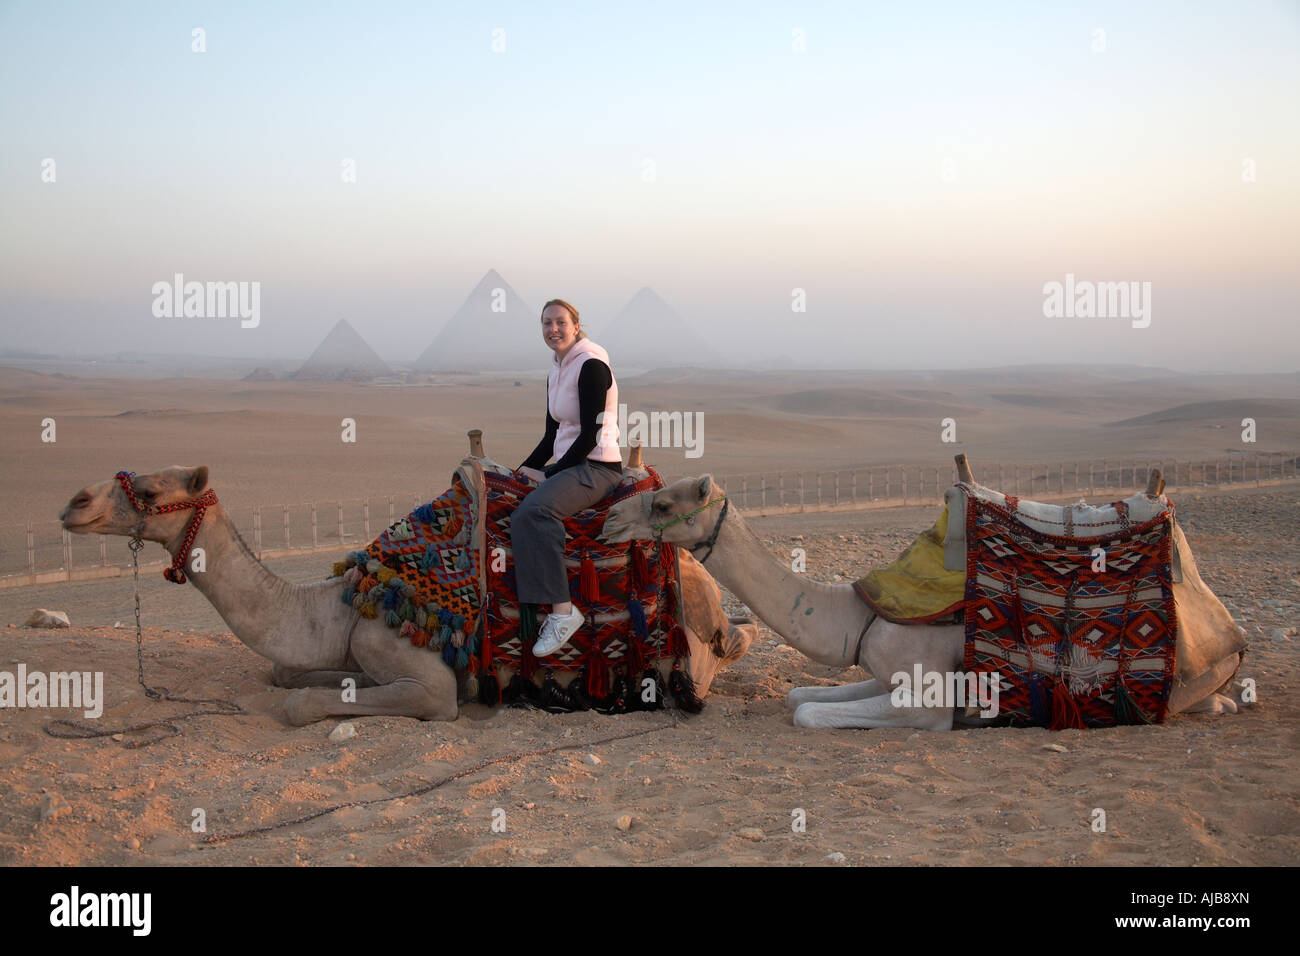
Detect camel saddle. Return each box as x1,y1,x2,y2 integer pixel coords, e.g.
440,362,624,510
331,457,693,712
855,480,1243,728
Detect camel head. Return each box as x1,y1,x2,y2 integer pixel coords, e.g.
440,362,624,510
601,474,725,550
60,465,213,545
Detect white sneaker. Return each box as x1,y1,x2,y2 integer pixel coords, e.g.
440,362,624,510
534,606,585,657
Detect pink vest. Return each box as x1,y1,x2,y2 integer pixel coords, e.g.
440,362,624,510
550,338,621,464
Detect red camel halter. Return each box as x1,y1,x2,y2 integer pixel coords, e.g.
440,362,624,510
115,471,218,584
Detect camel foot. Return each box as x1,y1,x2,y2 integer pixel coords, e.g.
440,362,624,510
718,620,759,661
786,679,884,711
1180,692,1239,715
283,680,457,726
1223,677,1255,708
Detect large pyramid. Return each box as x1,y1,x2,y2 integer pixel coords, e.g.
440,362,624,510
595,287,724,368
415,269,544,371
294,319,391,380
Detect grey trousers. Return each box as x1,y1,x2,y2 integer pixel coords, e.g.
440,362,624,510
511,460,624,605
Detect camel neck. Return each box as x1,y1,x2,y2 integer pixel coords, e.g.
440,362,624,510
703,503,868,668
168,504,330,667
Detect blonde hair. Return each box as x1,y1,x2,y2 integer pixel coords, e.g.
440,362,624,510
541,298,585,340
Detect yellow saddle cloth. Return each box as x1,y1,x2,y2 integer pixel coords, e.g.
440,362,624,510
852,507,965,623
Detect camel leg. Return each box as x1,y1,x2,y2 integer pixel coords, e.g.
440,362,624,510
282,620,458,726
271,663,379,689
786,679,886,710
793,690,955,730
1180,692,1238,715
1168,653,1242,716
791,619,964,730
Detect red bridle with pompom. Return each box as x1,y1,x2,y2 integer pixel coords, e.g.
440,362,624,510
115,471,218,584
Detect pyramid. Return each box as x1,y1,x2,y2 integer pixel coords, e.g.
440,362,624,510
595,287,724,368
294,319,391,380
415,269,544,371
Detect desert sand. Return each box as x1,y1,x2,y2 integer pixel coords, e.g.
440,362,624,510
0,362,1296,865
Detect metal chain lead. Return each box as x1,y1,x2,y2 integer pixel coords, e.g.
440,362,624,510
44,533,245,748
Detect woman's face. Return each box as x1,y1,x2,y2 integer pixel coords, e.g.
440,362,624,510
541,305,579,356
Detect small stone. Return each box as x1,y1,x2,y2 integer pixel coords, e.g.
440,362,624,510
127,837,140,850
616,814,632,831
826,852,847,863
585,753,601,766
328,722,356,743
39,792,71,823
25,609,71,628
737,827,764,841
347,853,356,861
523,802,536,810
1271,629,1291,642
113,621,124,629
1042,743,1068,753
642,777,651,786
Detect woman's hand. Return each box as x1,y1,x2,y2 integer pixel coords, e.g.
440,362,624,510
517,466,547,485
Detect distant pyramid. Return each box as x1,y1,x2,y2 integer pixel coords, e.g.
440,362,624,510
416,269,544,371
294,319,391,380
595,287,724,368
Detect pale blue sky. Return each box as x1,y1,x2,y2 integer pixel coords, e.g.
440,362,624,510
1,0,1297,369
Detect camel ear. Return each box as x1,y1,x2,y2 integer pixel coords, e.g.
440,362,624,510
187,466,210,496
695,475,712,500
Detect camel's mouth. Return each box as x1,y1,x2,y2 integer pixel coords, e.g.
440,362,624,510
62,517,102,534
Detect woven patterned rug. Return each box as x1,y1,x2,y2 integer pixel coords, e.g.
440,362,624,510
331,465,693,712
959,486,1179,728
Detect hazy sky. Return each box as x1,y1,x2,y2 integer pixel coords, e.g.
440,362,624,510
1,0,1297,371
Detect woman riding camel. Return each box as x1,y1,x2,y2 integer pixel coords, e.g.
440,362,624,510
513,298,623,657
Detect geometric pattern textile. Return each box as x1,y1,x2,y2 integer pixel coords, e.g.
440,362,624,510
958,485,1179,729
331,465,690,706
480,468,690,700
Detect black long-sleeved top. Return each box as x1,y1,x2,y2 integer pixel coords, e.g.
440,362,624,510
519,359,621,477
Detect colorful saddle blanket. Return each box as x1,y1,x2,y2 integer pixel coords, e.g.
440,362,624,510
331,461,692,711
955,484,1178,728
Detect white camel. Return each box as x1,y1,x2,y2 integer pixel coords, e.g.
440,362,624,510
58,457,757,726
600,462,1249,730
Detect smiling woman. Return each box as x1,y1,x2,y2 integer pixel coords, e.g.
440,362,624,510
510,298,624,657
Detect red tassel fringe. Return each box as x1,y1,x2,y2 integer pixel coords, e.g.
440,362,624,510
629,542,650,592
580,551,600,602
1049,679,1086,730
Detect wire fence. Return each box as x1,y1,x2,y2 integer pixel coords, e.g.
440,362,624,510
4,451,1295,588
713,451,1298,514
